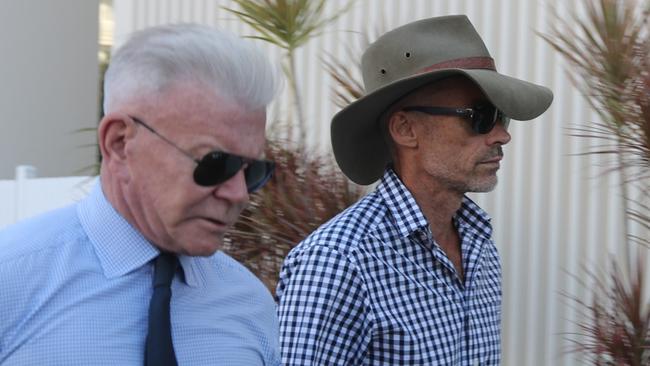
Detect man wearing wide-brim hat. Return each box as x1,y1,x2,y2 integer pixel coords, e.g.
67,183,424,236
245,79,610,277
277,15,552,365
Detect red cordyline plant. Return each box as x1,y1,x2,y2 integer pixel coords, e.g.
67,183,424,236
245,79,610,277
221,0,365,294
543,0,650,364
223,141,364,293
566,260,650,365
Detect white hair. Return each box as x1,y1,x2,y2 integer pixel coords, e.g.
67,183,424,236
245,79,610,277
103,23,280,113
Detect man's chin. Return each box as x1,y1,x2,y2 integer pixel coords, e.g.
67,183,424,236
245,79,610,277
177,238,224,257
468,177,498,193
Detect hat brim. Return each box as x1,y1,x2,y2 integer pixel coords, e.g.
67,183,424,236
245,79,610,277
331,69,554,185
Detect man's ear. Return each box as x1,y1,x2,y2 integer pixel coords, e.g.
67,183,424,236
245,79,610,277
98,113,135,167
388,111,418,149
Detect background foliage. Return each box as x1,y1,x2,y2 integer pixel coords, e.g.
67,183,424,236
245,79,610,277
544,0,650,363
221,0,365,295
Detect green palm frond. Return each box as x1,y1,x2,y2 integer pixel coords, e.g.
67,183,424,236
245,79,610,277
220,0,366,293
224,0,354,52
223,0,355,148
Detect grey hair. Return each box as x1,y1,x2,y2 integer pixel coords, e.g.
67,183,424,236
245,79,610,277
103,23,281,113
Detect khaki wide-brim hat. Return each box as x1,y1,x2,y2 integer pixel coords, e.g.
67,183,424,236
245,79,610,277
331,15,553,185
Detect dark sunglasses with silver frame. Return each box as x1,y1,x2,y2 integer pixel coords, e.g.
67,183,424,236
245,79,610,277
130,116,274,193
402,103,510,134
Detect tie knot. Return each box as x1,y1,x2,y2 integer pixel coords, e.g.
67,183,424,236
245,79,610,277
153,253,178,288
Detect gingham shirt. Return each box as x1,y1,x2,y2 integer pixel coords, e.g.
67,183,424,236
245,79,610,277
277,168,501,365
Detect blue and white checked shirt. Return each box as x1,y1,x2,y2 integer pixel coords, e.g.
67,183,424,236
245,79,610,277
277,168,501,365
0,181,281,365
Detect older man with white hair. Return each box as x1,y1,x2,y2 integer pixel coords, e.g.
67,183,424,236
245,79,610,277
0,24,281,365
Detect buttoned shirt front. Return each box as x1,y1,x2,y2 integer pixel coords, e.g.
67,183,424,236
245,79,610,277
0,181,281,365
277,168,501,365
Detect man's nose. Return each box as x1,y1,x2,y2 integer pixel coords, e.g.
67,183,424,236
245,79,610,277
487,120,512,145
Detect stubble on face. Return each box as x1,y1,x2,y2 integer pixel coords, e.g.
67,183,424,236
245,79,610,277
426,152,500,195
463,145,504,192
406,77,509,196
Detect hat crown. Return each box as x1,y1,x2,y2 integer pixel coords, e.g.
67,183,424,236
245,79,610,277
361,15,491,94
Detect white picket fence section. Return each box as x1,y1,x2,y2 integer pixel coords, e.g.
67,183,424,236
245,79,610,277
0,167,94,229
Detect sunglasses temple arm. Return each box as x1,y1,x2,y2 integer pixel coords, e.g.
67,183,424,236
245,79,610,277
165,140,201,164
134,118,200,163
404,106,474,119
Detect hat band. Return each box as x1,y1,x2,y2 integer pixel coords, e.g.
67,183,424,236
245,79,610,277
419,56,496,73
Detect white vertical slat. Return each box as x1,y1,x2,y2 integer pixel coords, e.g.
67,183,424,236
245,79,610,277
492,0,526,364
565,70,598,366
144,0,156,27
0,180,15,229
547,2,576,363
168,0,180,23
520,0,545,361
179,0,191,22
536,1,565,363
14,166,37,222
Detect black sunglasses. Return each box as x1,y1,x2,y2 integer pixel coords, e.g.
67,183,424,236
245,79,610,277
402,104,510,134
130,116,274,193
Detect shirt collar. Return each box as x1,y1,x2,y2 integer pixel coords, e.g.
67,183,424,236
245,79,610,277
178,255,211,287
77,181,205,287
377,168,429,238
455,196,493,240
377,168,493,240
77,181,157,279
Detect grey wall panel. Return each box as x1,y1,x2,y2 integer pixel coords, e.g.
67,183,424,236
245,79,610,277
0,0,99,178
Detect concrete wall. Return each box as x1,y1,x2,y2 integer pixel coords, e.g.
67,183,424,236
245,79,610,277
0,0,100,179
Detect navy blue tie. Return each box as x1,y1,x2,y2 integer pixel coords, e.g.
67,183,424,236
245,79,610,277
145,253,178,366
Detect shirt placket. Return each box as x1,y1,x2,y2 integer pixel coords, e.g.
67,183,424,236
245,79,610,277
459,227,487,365
415,228,467,365
418,225,489,365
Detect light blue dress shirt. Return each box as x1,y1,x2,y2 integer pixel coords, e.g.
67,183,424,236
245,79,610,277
0,182,281,365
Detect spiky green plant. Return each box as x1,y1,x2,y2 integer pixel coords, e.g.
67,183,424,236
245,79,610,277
543,0,650,363
223,0,353,146
221,0,365,293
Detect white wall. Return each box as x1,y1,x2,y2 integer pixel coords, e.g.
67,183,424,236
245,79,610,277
0,0,100,179
0,174,93,229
